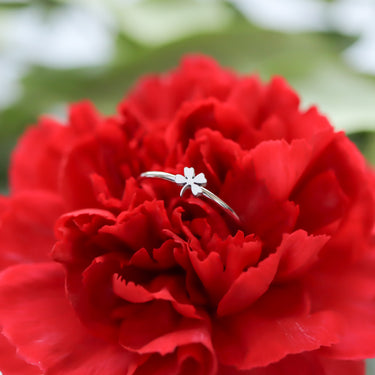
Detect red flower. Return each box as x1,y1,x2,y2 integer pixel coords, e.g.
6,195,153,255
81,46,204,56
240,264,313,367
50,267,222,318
0,56,374,375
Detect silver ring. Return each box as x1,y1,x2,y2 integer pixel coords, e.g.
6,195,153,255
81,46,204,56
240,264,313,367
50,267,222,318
140,167,240,223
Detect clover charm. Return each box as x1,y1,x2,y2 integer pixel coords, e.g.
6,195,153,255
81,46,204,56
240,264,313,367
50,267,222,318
174,167,207,197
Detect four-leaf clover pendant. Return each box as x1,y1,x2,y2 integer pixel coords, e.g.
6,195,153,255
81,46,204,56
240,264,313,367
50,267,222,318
175,167,207,197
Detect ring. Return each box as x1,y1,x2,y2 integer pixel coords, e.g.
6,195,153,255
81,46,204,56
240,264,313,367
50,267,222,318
140,167,240,222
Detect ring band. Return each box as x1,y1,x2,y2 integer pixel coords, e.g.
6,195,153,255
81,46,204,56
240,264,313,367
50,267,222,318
140,167,240,223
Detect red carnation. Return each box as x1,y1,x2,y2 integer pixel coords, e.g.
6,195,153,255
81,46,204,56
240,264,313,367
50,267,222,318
0,56,374,375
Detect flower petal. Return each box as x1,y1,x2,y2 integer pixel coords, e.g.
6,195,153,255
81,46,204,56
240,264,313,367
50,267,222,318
222,156,299,247
10,117,65,193
181,128,243,192
217,248,282,316
251,139,312,201
294,170,349,233
123,55,235,125
101,200,172,253
214,285,340,370
0,263,134,375
0,333,42,375
113,273,201,320
0,191,64,269
305,251,375,359
232,353,365,375
59,121,134,210
276,230,330,281
10,101,100,194
116,299,216,375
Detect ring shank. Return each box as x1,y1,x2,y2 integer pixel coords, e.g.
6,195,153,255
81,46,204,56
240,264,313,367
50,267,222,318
140,171,176,183
200,187,240,222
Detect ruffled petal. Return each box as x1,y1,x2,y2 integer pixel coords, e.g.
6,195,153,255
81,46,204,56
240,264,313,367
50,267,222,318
118,300,210,355
0,191,64,269
0,333,42,375
217,249,282,316
222,155,299,246
251,139,312,201
180,128,244,193
214,285,340,370
59,122,132,209
10,101,100,194
0,263,134,375
123,55,236,126
10,117,65,193
305,251,375,359
276,230,330,281
294,169,349,233
102,200,172,253
52,208,117,266
229,353,365,375
113,273,200,320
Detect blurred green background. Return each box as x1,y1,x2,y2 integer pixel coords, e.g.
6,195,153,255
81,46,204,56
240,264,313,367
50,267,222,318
0,0,374,371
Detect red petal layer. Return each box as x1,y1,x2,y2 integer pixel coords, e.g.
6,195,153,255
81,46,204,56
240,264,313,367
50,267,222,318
59,122,132,209
0,333,42,375
295,169,349,233
0,191,64,269
10,101,100,194
102,200,172,252
189,232,261,305
217,248,281,316
123,55,236,125
181,128,244,193
222,155,299,246
251,139,312,201
0,263,134,374
235,354,365,375
305,250,375,359
276,230,330,281
214,285,340,370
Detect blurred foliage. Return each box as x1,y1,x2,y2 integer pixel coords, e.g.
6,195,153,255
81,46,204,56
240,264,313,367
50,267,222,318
0,0,61,9
349,131,375,165
369,359,375,375
0,0,374,194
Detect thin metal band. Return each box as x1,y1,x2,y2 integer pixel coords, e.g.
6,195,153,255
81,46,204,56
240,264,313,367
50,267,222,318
140,171,176,184
199,186,240,222
140,169,240,223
